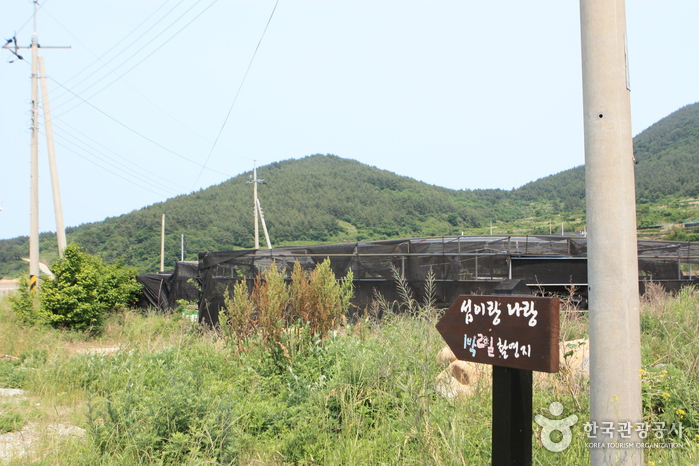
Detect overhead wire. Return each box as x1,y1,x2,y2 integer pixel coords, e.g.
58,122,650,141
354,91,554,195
44,0,179,97
6,0,263,203
11,0,48,36
49,73,231,176
39,117,181,198
190,0,281,191
79,0,219,107
51,0,200,113
49,118,187,195
45,132,179,198
11,54,232,179
36,0,242,163
53,0,207,112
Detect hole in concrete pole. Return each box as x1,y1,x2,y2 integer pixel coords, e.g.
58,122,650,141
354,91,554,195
598,113,604,119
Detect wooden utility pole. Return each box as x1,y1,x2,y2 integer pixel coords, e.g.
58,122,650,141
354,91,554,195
256,198,272,250
580,0,642,464
248,163,260,249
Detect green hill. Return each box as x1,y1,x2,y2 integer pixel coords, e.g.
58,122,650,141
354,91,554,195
2,102,699,276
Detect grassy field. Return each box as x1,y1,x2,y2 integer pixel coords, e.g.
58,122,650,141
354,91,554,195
0,285,698,465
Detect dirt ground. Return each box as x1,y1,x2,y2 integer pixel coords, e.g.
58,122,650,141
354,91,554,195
0,388,86,463
0,344,122,463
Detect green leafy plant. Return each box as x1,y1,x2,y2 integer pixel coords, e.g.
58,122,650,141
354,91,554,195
39,244,141,331
7,275,47,325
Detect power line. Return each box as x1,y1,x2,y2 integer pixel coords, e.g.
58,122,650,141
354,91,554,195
7,53,231,177
49,118,187,194
11,0,49,37
190,0,280,191
54,0,207,111
44,70,231,176
44,130,179,198
29,0,244,167
45,0,179,96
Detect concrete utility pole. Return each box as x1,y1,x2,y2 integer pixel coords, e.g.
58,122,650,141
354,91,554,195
160,214,166,272
29,17,40,291
247,162,269,250
3,1,71,288
256,198,272,250
579,1,642,465
39,56,67,256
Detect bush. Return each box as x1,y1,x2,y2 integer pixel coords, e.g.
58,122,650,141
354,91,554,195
7,275,47,325
13,244,141,332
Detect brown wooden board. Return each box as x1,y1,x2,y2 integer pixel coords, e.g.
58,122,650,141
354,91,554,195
436,295,559,373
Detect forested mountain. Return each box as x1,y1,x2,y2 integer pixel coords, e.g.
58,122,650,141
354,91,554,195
515,102,699,206
2,102,699,276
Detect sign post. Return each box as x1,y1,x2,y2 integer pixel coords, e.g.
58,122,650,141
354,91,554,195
436,280,559,465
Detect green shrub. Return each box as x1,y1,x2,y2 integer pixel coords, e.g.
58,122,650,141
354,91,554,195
39,244,141,331
7,275,47,325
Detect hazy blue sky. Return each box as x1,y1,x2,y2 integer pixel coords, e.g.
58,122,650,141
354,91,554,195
1,1,698,241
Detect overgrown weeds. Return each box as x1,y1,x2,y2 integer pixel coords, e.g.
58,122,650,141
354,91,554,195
220,258,353,367
639,283,699,463
1,279,699,464
371,265,441,321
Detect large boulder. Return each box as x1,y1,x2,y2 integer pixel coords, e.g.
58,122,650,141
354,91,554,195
435,339,590,400
435,354,491,399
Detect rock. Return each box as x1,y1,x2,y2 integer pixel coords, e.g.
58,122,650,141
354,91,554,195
435,360,491,400
435,339,590,400
0,388,26,398
436,345,456,366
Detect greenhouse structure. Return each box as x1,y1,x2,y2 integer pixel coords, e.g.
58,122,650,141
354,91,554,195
188,235,699,325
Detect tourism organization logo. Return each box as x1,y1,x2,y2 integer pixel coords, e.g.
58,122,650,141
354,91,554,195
535,401,686,452
535,402,579,452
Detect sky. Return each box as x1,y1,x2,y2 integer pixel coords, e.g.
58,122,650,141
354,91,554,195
1,1,698,241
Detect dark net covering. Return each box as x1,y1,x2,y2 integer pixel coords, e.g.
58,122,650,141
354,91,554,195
136,261,199,311
195,235,699,325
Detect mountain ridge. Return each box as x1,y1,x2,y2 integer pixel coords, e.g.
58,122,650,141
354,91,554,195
1,102,699,276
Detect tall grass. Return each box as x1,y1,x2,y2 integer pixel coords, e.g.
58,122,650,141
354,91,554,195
0,282,697,464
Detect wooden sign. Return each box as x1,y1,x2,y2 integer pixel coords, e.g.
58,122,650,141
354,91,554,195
436,295,559,373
